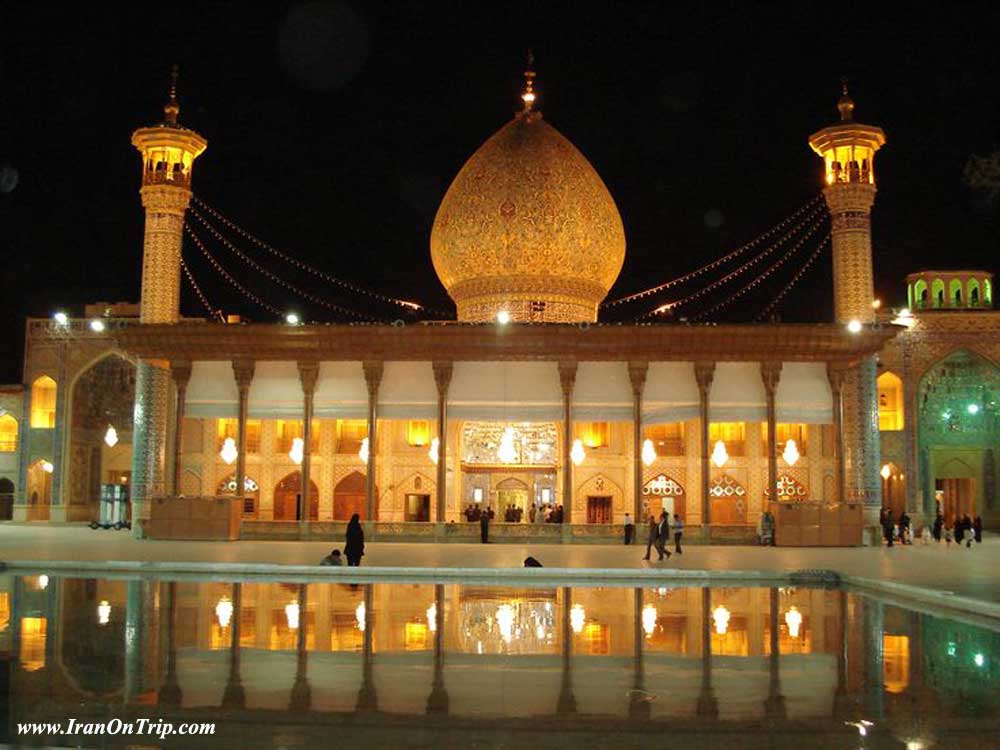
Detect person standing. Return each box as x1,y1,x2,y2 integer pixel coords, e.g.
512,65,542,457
673,513,684,554
642,515,659,561
899,511,911,545
480,506,490,544
655,511,671,560
344,513,365,566
932,513,943,542
973,515,983,544
623,513,635,545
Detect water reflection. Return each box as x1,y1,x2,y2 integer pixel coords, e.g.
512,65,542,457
1,575,997,749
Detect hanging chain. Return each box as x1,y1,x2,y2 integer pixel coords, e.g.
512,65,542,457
191,196,452,317
754,236,831,322
688,217,830,322
184,223,284,316
179,255,224,320
189,210,382,322
603,194,823,309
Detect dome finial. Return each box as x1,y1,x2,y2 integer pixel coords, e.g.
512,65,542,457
520,50,537,112
164,64,181,126
837,76,855,122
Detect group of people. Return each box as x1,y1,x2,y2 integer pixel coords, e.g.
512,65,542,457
879,508,913,546
930,512,983,548
463,503,566,525
638,511,684,561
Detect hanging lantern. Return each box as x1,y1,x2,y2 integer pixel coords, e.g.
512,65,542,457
782,438,800,466
289,437,304,465
359,437,369,464
570,439,586,467
641,438,657,467
215,596,233,628
37,575,49,590
97,600,111,626
880,464,891,480
642,603,658,636
711,440,729,468
285,600,300,630
784,606,802,638
41,461,54,474
497,427,517,464
429,437,440,465
712,605,730,635
220,437,238,465
355,601,366,632
570,603,586,634
427,601,437,633
104,425,119,448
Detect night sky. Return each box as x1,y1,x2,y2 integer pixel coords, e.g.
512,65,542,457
2,2,998,383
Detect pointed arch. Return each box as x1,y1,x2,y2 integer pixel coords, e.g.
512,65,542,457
29,376,57,428
273,471,319,521
334,470,377,520
931,278,945,308
949,278,963,307
876,371,904,431
913,279,929,309
0,414,18,452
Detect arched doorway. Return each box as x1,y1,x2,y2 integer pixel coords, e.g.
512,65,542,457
880,462,906,519
27,459,53,521
0,477,14,520
273,472,319,521
936,459,976,523
218,474,260,518
67,355,136,522
642,474,686,522
334,471,377,520
496,477,529,521
709,474,748,525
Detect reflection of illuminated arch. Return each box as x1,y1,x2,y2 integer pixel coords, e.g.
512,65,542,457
57,578,125,697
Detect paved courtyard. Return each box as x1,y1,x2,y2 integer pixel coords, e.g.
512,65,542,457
1,523,997,605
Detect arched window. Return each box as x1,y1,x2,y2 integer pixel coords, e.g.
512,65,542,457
985,279,993,305
877,372,904,431
968,279,981,307
30,376,57,428
949,279,963,308
912,279,928,309
931,279,945,308
0,414,17,452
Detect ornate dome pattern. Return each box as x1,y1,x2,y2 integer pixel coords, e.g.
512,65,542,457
431,111,626,322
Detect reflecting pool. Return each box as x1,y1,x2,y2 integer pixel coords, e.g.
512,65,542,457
1,575,997,749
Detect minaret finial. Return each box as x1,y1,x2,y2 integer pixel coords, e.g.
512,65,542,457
520,50,537,112
837,76,855,122
164,64,181,126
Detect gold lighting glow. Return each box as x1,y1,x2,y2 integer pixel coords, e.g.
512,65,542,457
784,606,803,638
97,600,111,625
41,461,54,474
285,600,300,630
219,437,238,465
429,437,440,465
427,601,437,633
642,603,658,636
641,438,657,467
881,464,892,480
497,427,518,464
782,438,800,466
358,437,370,464
496,603,515,643
712,605,730,635
104,425,119,448
570,439,586,466
570,603,586,634
355,601,366,632
215,596,233,628
289,437,304,465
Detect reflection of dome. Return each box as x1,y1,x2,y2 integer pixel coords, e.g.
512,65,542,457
431,110,625,322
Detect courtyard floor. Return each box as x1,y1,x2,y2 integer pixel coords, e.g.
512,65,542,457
0,523,997,605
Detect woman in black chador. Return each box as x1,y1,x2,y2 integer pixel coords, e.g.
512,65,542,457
345,513,365,566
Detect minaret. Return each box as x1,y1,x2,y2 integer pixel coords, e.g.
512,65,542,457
809,82,886,537
129,67,207,535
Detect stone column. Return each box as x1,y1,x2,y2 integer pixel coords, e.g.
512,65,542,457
298,362,319,523
433,362,453,523
629,588,650,719
628,362,648,522
362,362,383,524
557,587,576,715
844,358,882,534
827,364,848,503
169,360,192,495
356,585,378,711
426,584,448,714
222,583,245,709
49,339,68,510
696,586,718,717
764,587,786,719
159,581,182,707
761,363,783,508
289,584,311,711
559,362,578,525
232,360,255,502
901,347,920,517
695,362,716,535
14,386,32,515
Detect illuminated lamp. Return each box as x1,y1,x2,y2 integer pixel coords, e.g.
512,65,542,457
846,319,863,334
712,605,730,635
880,464,891,480
285,312,301,325
967,404,980,415
97,600,111,625
37,575,49,590
496,310,511,325
497,427,517,463
782,438,800,466
285,600,300,630
41,461,54,473
355,601,366,631
289,437,304,465
641,438,657,467
570,439,586,466
215,596,233,628
496,603,515,643
710,440,729,468
642,604,657,636
220,437,238,465
427,602,437,633
358,437,369,464
429,436,440,465
784,606,802,638
53,311,69,326
89,319,106,333
570,603,586,634
872,299,881,310
104,425,119,448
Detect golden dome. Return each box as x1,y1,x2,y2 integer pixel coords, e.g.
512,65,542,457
430,110,626,322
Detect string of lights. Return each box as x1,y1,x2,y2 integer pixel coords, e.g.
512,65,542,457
191,197,452,317
688,218,830,322
183,223,284,317
603,194,823,308
188,211,382,322
179,255,223,320
635,209,828,320
754,236,831,322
